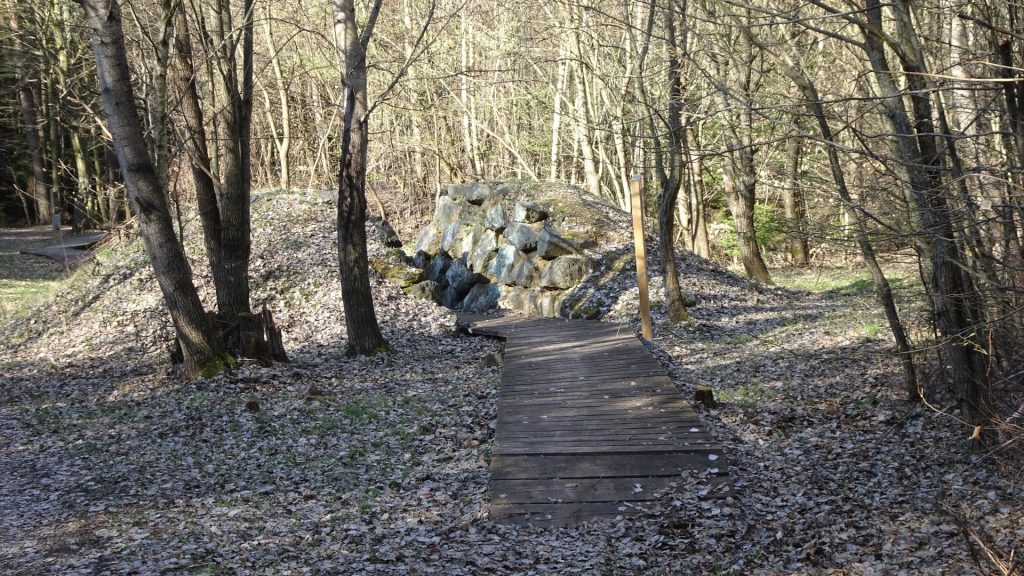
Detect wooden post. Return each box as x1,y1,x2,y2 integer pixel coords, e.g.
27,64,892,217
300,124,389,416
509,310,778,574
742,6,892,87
630,174,653,339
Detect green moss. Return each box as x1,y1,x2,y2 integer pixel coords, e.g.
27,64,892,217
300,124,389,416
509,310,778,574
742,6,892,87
669,307,692,323
197,353,234,378
370,255,424,288
367,343,395,356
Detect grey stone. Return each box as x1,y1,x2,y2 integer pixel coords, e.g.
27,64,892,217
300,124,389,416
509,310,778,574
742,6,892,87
434,196,468,228
445,259,478,297
427,253,452,285
460,224,485,259
507,251,548,286
537,228,590,259
479,351,504,368
414,226,441,254
462,282,500,312
520,288,542,316
484,203,508,232
503,222,541,252
488,244,518,282
498,286,529,311
441,285,461,308
540,255,593,289
447,183,473,201
449,182,509,205
512,201,548,223
403,280,442,303
412,250,432,269
440,222,465,254
468,230,498,273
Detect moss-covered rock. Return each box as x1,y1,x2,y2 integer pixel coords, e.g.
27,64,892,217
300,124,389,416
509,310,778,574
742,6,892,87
370,252,425,289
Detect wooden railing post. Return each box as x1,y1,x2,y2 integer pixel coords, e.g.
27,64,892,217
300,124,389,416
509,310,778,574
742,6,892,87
630,174,653,339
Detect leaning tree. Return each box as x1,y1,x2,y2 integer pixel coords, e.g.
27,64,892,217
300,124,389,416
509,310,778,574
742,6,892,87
76,0,229,377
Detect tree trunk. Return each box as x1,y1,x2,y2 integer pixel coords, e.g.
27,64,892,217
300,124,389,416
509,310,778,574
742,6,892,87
332,0,390,356
79,0,227,378
8,7,50,225
712,23,772,284
16,82,50,225
861,0,990,437
783,133,809,265
262,10,291,190
685,124,710,257
654,0,690,322
549,41,568,181
209,0,256,352
173,8,225,297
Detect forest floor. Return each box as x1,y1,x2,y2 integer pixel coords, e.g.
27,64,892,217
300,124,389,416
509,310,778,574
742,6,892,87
1,192,1021,575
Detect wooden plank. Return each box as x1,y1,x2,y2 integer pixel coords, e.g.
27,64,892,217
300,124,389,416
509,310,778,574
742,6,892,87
502,367,668,379
496,425,709,437
496,414,706,428
458,312,727,525
498,404,701,416
500,393,683,405
495,423,709,435
490,453,725,480
495,427,711,439
492,476,730,504
489,438,716,453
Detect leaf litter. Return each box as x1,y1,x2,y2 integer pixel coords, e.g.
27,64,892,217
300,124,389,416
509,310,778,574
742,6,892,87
1,190,1021,575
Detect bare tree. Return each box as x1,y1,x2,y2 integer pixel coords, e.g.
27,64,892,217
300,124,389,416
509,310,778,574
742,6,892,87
76,0,228,377
331,0,389,356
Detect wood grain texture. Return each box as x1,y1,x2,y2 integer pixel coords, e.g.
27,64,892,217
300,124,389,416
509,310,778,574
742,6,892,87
457,313,728,527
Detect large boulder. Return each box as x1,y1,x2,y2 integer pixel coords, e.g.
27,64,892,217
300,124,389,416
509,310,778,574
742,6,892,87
462,282,500,312
414,225,441,255
371,250,424,289
484,203,508,232
488,244,518,282
537,227,593,259
401,181,633,317
404,280,442,303
468,229,498,273
426,252,452,285
540,255,593,290
503,222,541,252
446,259,478,297
450,181,510,206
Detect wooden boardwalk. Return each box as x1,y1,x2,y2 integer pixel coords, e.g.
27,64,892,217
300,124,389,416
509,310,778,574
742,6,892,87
459,313,727,526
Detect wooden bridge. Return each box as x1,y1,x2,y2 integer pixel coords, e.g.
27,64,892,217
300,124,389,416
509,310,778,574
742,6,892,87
459,313,728,527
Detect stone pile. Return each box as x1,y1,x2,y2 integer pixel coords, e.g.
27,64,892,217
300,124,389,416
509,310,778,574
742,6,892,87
373,181,635,318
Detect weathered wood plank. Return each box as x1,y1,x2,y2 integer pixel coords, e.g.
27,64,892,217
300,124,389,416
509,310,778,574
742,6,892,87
489,501,644,526
496,412,704,425
493,438,720,453
495,424,710,436
458,312,726,525
495,426,712,438
492,476,730,504
490,453,726,480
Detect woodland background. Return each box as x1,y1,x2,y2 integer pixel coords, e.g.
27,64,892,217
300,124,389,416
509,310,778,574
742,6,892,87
1,0,1024,572
3,0,1023,443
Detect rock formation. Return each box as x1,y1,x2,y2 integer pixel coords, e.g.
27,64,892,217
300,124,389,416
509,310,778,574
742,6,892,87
373,181,635,318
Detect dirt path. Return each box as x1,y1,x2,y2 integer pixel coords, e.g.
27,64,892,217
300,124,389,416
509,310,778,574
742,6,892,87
0,227,74,279
0,227,79,321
